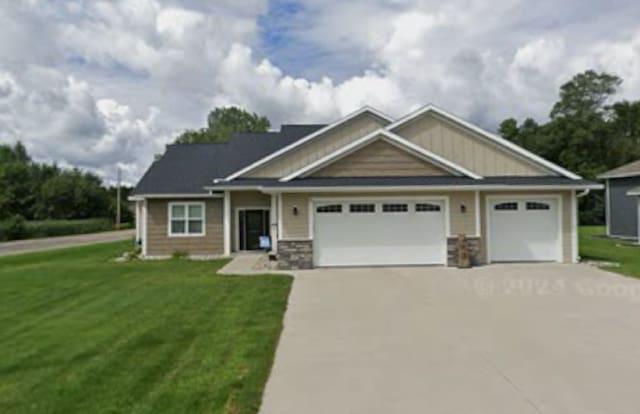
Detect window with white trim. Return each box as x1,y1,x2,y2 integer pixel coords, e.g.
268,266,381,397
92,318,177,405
169,202,205,236
382,203,408,213
349,203,375,213
317,204,342,213
415,203,441,212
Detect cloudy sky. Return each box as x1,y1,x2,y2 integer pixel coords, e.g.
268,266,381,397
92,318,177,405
1,0,640,184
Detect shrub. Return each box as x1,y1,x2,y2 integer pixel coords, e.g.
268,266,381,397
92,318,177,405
171,250,189,260
0,215,26,241
0,218,123,241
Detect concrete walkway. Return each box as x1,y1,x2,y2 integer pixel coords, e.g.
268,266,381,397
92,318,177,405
0,229,135,257
261,264,640,414
218,252,277,275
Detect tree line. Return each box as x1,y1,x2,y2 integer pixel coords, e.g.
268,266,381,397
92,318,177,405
0,142,131,222
498,70,640,223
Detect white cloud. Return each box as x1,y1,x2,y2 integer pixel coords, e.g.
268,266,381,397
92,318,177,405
1,0,640,185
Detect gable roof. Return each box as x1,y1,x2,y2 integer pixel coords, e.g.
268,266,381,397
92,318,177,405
222,106,394,181
132,124,325,195
386,104,582,180
598,159,640,179
280,129,483,182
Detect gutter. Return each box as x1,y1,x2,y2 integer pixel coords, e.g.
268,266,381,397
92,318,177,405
203,184,604,193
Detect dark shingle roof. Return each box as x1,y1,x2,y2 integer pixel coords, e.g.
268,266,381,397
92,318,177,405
598,159,640,179
211,176,600,188
132,124,325,195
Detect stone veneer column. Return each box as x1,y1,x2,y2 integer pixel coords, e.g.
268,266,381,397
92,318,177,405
278,240,313,269
447,236,484,267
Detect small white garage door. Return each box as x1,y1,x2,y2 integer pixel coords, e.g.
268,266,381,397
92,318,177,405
313,199,446,266
488,197,561,262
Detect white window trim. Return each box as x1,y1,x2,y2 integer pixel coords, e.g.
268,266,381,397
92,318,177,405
235,207,271,252
485,194,563,264
167,201,206,237
280,129,483,181
385,104,582,180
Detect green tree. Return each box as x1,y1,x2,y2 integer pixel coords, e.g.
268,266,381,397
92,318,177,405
550,70,622,119
175,106,271,144
497,70,640,225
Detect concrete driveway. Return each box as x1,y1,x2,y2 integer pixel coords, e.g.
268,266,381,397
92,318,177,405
260,264,640,414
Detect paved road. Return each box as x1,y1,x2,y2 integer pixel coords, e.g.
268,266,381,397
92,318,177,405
261,264,640,414
0,229,135,257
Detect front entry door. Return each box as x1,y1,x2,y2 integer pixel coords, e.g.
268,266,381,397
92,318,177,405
239,209,270,250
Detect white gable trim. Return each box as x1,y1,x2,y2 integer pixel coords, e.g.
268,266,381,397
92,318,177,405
386,104,582,180
222,106,394,181
280,129,483,182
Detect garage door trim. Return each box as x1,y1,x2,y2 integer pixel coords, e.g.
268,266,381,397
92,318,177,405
310,196,450,266
485,194,562,263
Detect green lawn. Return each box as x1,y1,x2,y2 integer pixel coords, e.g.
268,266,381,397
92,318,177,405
0,241,292,414
580,225,640,278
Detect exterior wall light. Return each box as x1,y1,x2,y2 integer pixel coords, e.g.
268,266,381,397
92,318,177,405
292,205,299,216
460,203,467,214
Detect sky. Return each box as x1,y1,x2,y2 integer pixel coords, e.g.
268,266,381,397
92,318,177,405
1,0,640,185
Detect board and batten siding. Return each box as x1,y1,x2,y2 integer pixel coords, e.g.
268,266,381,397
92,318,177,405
246,113,389,178
311,139,448,177
280,191,478,240
479,190,573,263
146,199,223,256
393,113,554,177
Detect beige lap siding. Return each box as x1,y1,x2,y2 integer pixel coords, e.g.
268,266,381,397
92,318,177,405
280,191,478,240
312,139,448,177
479,190,573,263
146,199,223,256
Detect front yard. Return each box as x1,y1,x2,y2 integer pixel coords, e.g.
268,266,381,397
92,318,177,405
580,225,640,278
0,241,292,414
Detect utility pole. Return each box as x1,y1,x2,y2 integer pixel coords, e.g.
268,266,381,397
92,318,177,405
116,167,121,230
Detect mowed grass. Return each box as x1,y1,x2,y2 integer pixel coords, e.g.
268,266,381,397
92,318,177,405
580,225,640,278
0,241,292,414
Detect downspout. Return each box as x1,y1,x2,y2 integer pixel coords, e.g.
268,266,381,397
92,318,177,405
577,189,590,198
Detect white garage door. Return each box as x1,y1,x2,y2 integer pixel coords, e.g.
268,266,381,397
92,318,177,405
313,199,446,266
488,197,561,262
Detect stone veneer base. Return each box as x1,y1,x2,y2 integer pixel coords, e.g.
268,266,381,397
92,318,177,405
447,236,484,267
278,240,313,270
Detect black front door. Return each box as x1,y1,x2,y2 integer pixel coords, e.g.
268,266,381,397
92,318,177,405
239,209,270,250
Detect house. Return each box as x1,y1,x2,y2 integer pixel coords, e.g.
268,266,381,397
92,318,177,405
131,104,601,269
598,160,640,240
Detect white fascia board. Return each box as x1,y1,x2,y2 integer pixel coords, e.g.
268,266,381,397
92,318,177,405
386,104,582,180
222,106,394,181
280,129,483,182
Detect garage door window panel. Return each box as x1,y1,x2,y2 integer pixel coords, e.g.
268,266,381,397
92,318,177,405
526,202,550,210
382,203,408,213
494,202,518,211
350,203,375,213
416,203,441,212
317,204,342,213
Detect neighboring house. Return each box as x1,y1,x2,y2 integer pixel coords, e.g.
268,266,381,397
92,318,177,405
598,160,640,240
131,104,601,269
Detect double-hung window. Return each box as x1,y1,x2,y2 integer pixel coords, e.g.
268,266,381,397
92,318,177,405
169,202,205,236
